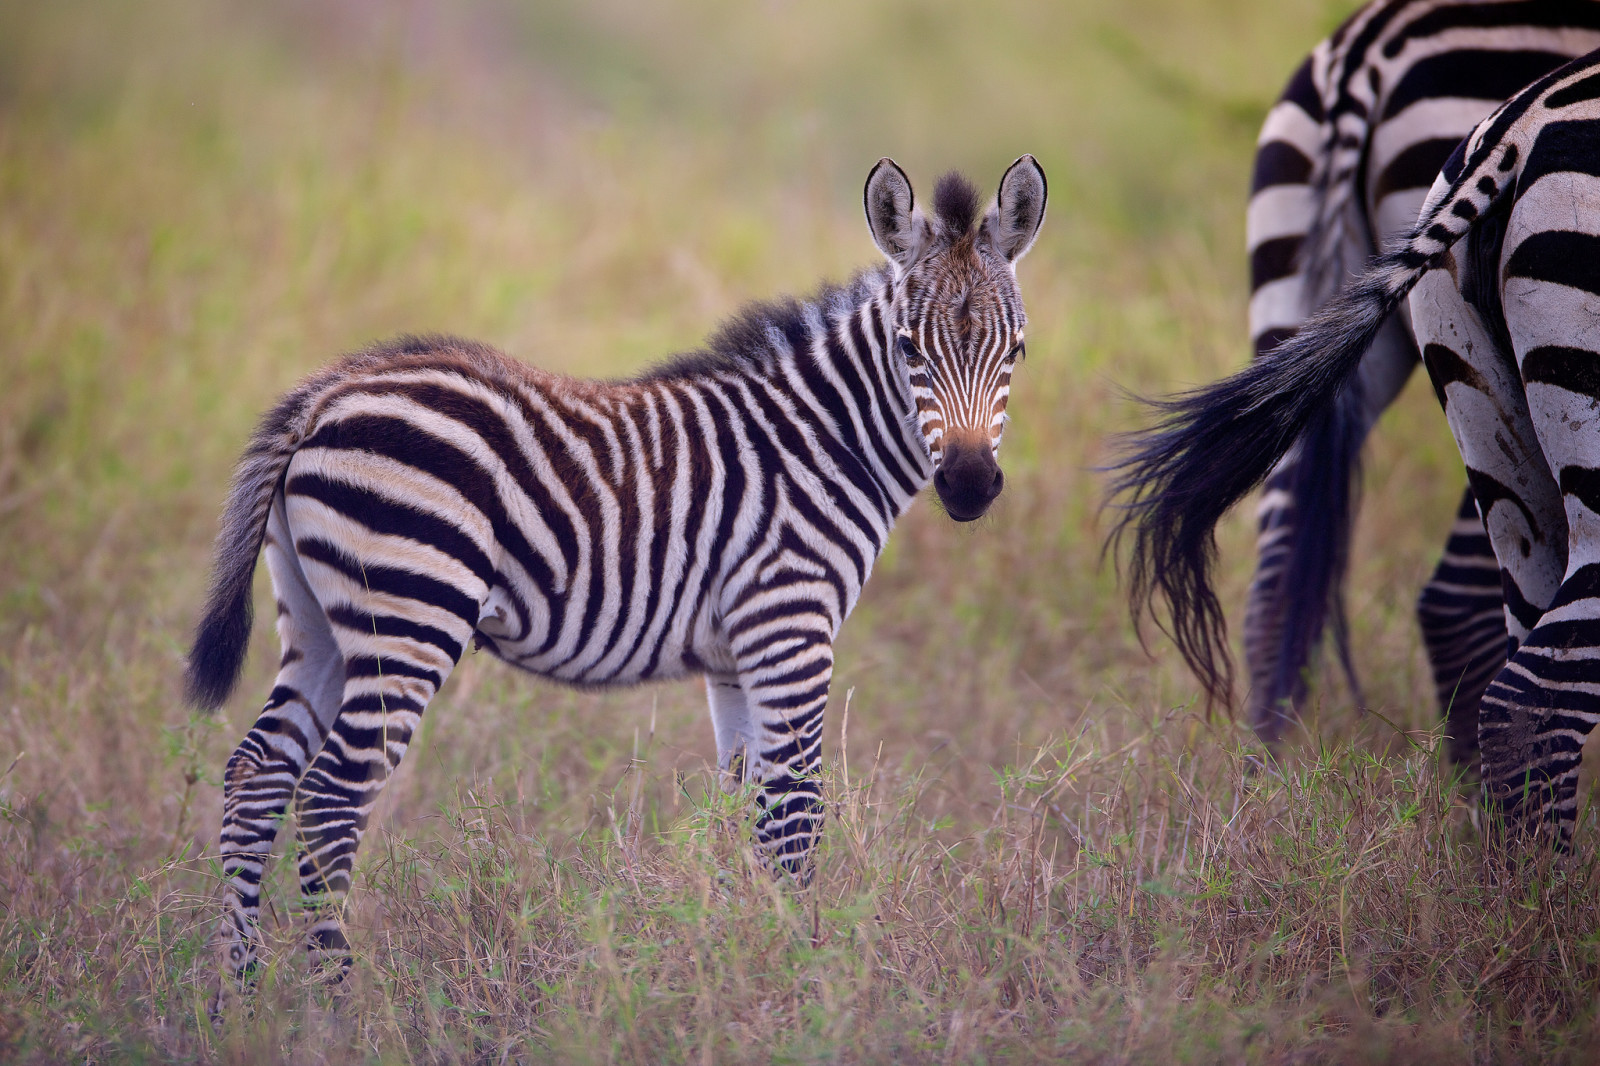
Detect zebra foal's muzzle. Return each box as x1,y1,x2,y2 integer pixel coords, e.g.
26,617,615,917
934,434,1003,522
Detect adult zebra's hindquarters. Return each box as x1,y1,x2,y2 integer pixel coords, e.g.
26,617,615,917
1237,0,1600,754
189,156,1047,984
1114,48,1600,846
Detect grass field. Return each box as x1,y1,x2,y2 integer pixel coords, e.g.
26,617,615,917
5,0,1600,1061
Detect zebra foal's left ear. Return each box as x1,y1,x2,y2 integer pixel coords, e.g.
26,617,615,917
865,157,930,274
982,154,1047,263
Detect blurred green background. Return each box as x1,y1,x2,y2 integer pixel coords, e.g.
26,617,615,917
0,0,1500,1057
0,0,1469,881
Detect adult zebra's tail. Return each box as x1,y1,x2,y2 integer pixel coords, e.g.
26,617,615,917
1255,375,1366,713
185,376,326,711
1109,126,1522,709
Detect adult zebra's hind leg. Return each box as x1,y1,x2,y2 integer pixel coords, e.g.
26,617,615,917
1476,562,1600,846
1416,487,1507,770
1243,321,1417,747
1479,221,1600,845
1243,462,1303,746
219,497,347,983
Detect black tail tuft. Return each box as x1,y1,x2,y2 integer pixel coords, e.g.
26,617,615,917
185,576,257,711
182,377,322,711
1267,377,1366,712
1105,268,1404,711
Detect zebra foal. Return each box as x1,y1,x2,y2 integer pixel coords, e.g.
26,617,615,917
188,156,1047,980
1113,48,1600,844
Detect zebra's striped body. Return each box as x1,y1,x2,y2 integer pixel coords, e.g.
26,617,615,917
1243,0,1600,753
1115,50,1600,843
191,157,1046,981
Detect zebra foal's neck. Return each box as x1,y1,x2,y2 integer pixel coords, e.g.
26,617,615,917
638,266,934,524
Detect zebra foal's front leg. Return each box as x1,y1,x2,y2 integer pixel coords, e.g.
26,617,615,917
709,630,832,881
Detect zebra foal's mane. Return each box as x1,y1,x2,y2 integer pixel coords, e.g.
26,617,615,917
630,268,888,384
633,168,984,385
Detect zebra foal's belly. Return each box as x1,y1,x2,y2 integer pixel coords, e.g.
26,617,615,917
471,571,731,688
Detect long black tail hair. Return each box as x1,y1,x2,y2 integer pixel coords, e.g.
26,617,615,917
1263,377,1366,711
1106,115,1529,708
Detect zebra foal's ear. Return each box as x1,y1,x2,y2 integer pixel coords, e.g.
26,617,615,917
982,154,1047,263
864,157,928,273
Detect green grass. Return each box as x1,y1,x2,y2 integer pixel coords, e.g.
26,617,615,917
4,0,1598,1061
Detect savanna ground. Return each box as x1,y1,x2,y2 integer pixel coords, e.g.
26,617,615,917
4,0,1600,1061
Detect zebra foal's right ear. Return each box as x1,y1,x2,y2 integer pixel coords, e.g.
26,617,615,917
982,154,1047,263
864,157,927,274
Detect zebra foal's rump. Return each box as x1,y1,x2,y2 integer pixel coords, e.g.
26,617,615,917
1239,0,1600,753
191,156,1047,984
1113,47,1600,845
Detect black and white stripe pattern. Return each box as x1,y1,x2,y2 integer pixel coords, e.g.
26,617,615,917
1115,48,1600,844
189,157,1046,981
1242,0,1600,752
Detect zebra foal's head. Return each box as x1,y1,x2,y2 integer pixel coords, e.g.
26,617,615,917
865,155,1046,522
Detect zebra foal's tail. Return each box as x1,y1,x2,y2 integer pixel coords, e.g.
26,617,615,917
184,376,326,711
1107,124,1523,709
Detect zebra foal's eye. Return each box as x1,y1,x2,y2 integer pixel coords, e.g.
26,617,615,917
1008,341,1026,363
897,335,926,366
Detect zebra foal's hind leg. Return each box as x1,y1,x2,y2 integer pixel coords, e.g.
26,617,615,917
1416,487,1508,770
284,533,482,975
219,497,347,983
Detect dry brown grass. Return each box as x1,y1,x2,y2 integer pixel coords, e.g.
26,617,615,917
5,0,1599,1061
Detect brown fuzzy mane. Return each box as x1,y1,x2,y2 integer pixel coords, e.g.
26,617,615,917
932,172,980,236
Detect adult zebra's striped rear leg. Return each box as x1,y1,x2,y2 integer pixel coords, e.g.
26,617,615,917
1242,322,1415,746
1416,488,1508,770
1472,176,1600,844
1477,578,1600,846
1243,463,1303,746
1410,178,1584,843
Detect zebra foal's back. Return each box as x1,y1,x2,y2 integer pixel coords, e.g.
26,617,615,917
191,156,1048,985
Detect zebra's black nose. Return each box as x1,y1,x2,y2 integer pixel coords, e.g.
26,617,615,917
933,438,1003,521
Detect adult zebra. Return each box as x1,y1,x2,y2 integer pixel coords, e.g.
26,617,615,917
1243,0,1600,757
1114,49,1600,843
189,156,1047,981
